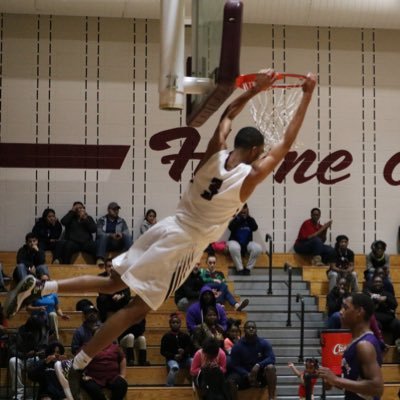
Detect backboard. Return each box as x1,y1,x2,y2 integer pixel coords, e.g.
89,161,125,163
187,0,243,127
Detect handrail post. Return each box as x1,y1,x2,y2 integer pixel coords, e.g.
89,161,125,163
284,263,292,326
296,293,305,362
265,234,273,295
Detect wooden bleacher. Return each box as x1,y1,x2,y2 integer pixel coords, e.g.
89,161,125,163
0,250,399,399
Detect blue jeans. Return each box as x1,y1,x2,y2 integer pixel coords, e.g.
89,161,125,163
166,358,192,386
13,263,49,283
96,233,132,259
294,237,334,264
206,282,237,307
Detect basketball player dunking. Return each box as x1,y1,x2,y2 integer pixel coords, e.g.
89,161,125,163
318,293,383,400
5,69,316,399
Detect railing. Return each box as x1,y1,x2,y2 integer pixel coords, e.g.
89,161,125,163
265,234,273,295
284,263,293,327
296,293,305,362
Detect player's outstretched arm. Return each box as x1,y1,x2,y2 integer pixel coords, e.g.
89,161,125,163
195,69,277,174
318,341,383,398
245,73,316,187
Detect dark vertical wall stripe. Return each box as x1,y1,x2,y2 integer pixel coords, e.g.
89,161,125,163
84,17,89,204
283,26,287,251
143,20,148,214
131,19,136,232
35,15,40,218
372,30,377,238
361,30,366,251
271,25,276,245
47,16,52,206
96,17,100,217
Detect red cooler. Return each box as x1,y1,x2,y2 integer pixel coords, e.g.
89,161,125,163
320,329,352,375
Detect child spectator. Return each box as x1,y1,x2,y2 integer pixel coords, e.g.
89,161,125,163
192,305,225,351
140,209,157,235
224,319,241,356
174,263,204,312
160,313,193,387
365,240,390,282
191,337,229,400
32,208,64,263
288,358,319,400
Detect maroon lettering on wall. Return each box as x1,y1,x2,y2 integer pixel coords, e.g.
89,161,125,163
274,150,318,183
274,149,352,184
383,152,400,186
0,143,130,169
317,150,353,184
149,127,204,181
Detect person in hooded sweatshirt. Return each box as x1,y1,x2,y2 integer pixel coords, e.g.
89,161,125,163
186,285,228,335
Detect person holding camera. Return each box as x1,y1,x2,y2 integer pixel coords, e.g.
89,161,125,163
227,204,262,275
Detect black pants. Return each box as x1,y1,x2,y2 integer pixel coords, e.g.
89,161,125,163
81,376,128,400
60,240,96,264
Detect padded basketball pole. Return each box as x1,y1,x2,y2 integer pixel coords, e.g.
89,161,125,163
160,0,213,110
160,0,186,110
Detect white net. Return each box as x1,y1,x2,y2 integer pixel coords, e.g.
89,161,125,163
241,80,304,151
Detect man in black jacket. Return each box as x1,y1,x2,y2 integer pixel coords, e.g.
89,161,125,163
13,232,49,283
59,201,97,263
364,275,400,345
227,204,262,275
174,263,204,311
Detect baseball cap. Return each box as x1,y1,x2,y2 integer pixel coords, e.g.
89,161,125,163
82,305,98,315
108,202,121,210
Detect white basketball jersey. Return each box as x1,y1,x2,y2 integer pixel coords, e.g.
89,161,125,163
176,150,252,238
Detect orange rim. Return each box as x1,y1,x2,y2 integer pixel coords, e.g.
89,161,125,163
236,72,307,89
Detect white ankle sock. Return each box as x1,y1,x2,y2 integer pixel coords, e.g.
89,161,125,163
73,350,92,370
41,281,58,296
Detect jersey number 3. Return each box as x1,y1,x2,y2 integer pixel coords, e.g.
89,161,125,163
201,178,223,201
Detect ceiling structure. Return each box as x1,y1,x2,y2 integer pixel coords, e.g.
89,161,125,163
0,0,399,29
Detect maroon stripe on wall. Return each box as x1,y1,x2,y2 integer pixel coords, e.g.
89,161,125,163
0,143,129,169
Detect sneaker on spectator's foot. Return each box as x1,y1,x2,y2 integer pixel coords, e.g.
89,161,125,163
235,298,249,312
243,268,251,275
52,259,60,264
4,275,43,319
96,258,105,268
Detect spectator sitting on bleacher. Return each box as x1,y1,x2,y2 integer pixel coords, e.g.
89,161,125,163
224,318,241,356
59,201,96,264
186,286,228,335
190,337,230,400
95,259,148,366
327,235,358,292
95,202,132,266
71,304,101,355
26,274,70,341
28,341,68,400
139,209,157,236
363,275,400,347
364,267,395,296
174,262,205,312
32,208,64,263
365,240,390,282
192,305,225,351
227,321,277,400
13,232,50,284
160,312,193,387
96,258,131,322
200,255,249,311
326,276,350,329
119,318,151,366
9,314,50,400
293,207,334,265
227,204,262,275
56,325,128,400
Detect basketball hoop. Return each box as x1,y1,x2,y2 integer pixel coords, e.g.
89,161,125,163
236,72,306,150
